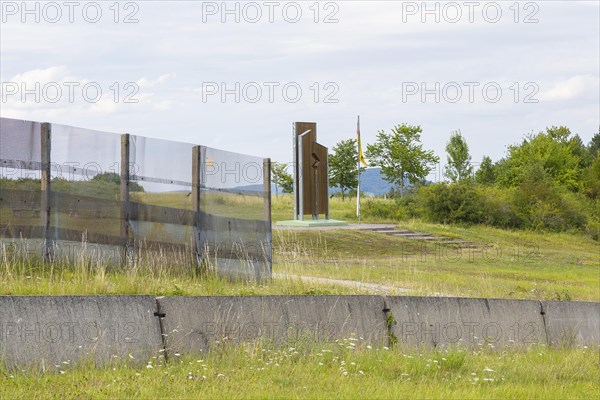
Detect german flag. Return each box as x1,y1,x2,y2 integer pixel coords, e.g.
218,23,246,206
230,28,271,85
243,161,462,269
357,115,367,166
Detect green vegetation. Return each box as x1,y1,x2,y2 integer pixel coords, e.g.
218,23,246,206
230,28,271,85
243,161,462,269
328,139,365,200
1,344,597,399
324,125,599,235
375,128,597,235
274,221,599,301
271,161,293,196
2,210,598,300
365,123,439,196
444,130,473,182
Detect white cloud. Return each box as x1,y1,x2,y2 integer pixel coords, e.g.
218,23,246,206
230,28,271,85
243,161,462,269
539,75,600,102
136,74,173,89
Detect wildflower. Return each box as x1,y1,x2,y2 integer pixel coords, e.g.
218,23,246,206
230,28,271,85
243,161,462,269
483,368,495,373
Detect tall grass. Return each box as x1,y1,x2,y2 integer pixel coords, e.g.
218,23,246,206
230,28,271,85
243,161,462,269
1,343,597,399
0,237,371,296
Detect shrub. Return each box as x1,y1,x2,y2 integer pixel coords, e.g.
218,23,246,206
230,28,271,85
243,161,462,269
419,182,484,224
362,199,406,220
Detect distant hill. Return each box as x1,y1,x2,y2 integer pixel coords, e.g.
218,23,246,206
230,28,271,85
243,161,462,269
357,167,393,196
242,167,395,196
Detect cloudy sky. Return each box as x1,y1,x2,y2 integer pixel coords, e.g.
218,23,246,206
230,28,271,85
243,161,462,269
1,1,599,174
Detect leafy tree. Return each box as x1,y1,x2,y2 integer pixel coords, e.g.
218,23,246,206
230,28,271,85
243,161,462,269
444,130,473,182
588,129,600,158
582,155,600,199
365,124,439,196
475,156,496,185
328,139,364,200
495,126,583,191
271,162,293,196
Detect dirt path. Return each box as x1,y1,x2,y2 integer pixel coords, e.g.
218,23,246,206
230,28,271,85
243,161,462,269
273,223,396,231
272,272,411,295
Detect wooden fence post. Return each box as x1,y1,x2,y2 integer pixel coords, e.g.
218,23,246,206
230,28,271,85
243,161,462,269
192,146,202,264
40,122,52,261
263,158,272,274
120,134,131,265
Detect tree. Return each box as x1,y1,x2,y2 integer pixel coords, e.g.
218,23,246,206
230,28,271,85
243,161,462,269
495,126,583,191
475,156,496,185
582,155,600,199
444,130,473,182
365,124,439,196
588,129,600,158
271,162,293,197
328,139,364,201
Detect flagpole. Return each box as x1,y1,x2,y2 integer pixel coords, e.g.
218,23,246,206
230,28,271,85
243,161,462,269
356,115,361,223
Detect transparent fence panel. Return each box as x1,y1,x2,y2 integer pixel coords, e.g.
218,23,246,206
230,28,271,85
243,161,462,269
199,146,271,280
0,117,41,168
128,135,194,248
0,118,43,242
49,124,123,254
0,118,272,277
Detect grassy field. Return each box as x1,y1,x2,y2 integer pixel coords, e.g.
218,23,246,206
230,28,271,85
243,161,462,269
1,195,598,399
1,194,598,300
274,223,600,301
2,344,597,399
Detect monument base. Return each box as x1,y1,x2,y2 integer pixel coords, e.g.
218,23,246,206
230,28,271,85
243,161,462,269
276,219,348,227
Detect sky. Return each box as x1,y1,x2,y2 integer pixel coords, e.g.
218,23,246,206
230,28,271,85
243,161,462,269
1,0,599,175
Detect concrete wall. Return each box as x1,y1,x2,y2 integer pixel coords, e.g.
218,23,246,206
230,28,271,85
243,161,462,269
385,296,546,348
156,296,388,357
1,295,598,370
0,296,163,370
541,301,600,346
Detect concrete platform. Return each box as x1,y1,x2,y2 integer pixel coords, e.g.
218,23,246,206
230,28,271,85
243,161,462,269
276,219,348,227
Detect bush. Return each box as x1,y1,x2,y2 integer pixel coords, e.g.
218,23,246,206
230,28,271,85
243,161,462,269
419,182,484,224
511,169,587,231
478,186,521,229
362,199,407,220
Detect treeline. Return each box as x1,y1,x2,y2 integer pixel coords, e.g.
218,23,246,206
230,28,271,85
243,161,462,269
361,125,599,236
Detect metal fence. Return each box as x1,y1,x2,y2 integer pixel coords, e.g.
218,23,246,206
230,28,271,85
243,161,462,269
0,117,272,280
